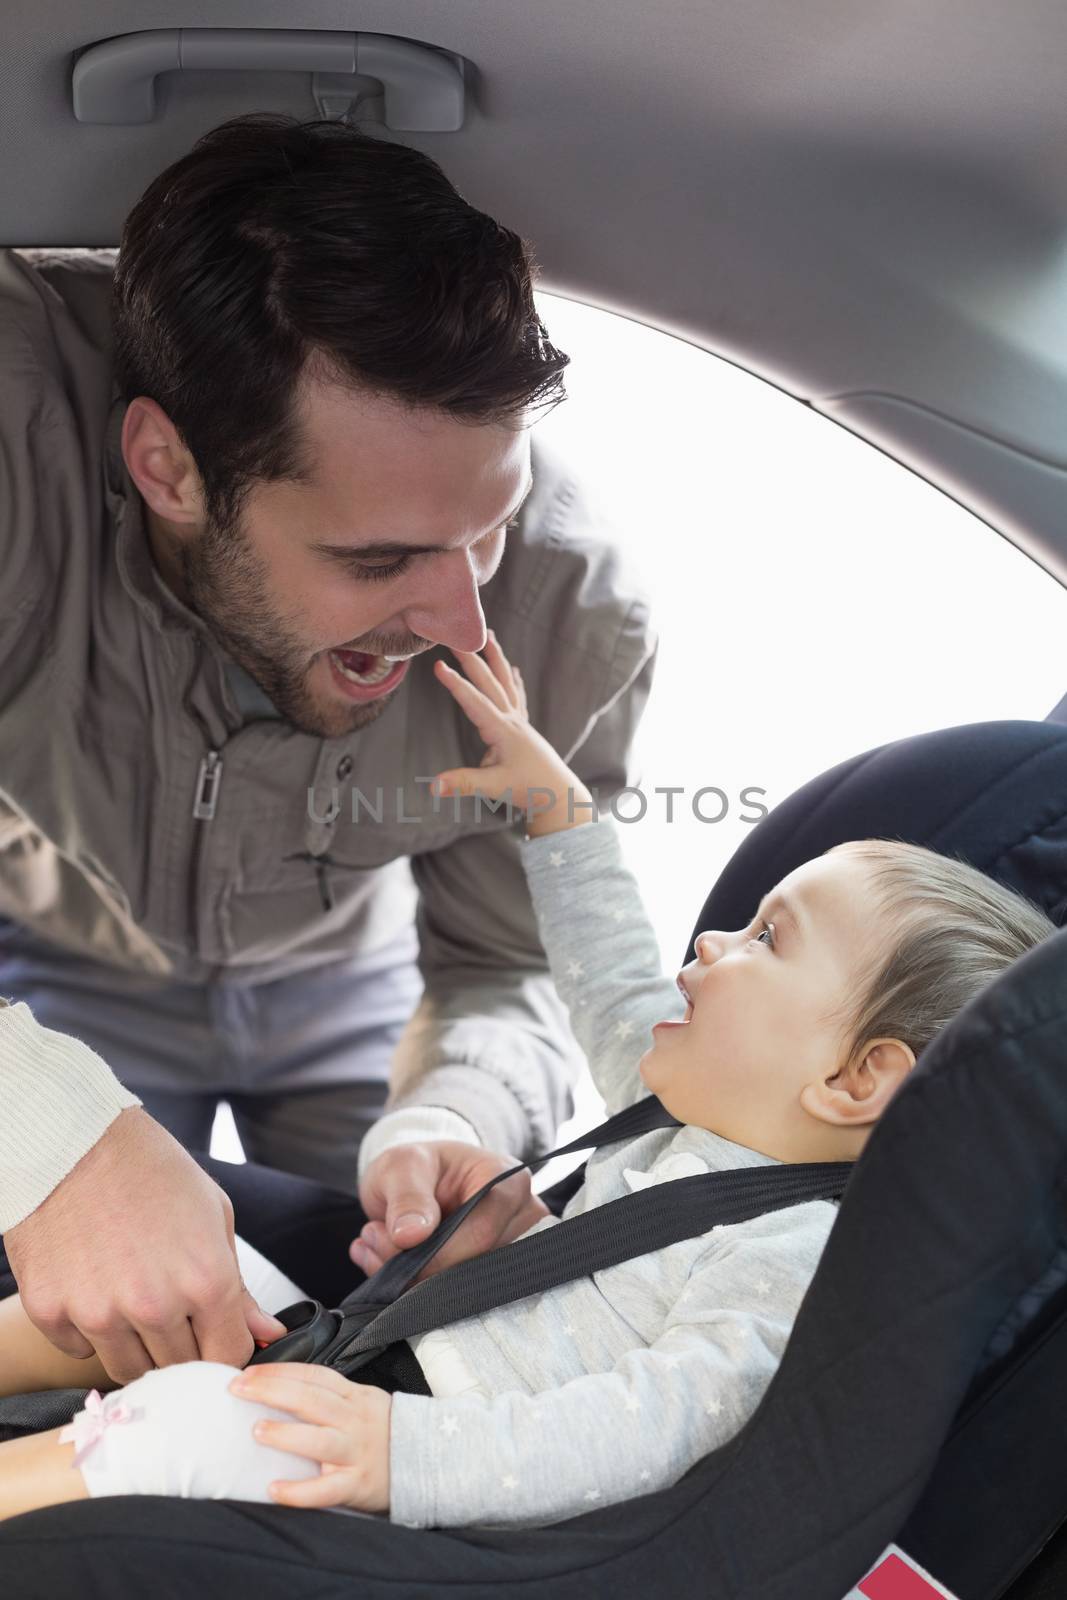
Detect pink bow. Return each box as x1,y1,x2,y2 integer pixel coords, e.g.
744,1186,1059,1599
59,1389,144,1469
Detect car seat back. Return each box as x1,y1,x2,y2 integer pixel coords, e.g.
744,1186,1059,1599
3,718,1067,1600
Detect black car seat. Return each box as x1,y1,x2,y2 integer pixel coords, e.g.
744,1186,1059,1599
2,717,1066,1600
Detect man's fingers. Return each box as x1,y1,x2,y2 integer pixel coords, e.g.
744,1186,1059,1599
383,1187,438,1244
358,1140,547,1287
136,1316,202,1371
2,1110,269,1382
243,1290,289,1345
498,1177,552,1241
92,1326,156,1387
359,1145,435,1228
349,1237,384,1276
27,1313,96,1362
217,1184,237,1244
416,1182,545,1278
358,1149,545,1280
191,1290,256,1370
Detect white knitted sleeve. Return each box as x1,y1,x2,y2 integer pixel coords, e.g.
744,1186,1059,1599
0,999,141,1233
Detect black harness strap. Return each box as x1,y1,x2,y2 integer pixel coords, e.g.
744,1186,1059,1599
249,1093,854,1382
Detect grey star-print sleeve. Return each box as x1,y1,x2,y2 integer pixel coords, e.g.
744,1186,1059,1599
387,1199,836,1530
517,817,687,1117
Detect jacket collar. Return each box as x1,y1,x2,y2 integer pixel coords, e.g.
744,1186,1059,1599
675,1120,782,1171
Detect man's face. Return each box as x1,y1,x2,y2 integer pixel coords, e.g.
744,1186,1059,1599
135,375,533,739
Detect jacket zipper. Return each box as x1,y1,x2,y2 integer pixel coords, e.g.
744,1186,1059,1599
189,748,224,957
193,751,224,820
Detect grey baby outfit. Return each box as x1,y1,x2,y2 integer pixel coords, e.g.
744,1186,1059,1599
388,815,838,1530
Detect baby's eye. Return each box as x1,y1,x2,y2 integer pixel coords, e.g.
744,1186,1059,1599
752,920,776,950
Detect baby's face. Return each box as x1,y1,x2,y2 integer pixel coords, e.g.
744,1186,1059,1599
637,848,887,1156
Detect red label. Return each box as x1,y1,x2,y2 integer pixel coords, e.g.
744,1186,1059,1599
858,1549,957,1599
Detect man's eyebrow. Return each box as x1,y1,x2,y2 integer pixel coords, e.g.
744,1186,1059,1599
311,476,535,561
755,892,803,937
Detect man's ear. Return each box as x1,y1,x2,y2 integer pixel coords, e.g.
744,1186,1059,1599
799,1038,917,1129
121,395,205,528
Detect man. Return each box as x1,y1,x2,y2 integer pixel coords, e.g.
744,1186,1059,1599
0,113,657,1384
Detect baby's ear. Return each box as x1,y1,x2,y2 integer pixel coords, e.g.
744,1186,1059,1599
854,1038,917,1118
801,1038,916,1126
865,1038,917,1086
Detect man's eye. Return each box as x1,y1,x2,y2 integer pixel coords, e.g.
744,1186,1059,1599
358,555,414,585
353,517,520,585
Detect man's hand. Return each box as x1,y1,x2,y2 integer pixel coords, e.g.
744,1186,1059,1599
352,1140,551,1282
5,1106,286,1385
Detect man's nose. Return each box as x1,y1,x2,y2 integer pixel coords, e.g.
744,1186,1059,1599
401,551,488,655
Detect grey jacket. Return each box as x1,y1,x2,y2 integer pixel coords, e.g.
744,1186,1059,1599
0,246,658,1178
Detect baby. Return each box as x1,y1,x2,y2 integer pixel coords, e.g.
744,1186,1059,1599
0,633,1055,1531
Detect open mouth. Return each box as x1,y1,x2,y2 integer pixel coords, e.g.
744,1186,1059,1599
328,648,402,686
675,976,694,1022
652,982,694,1032
325,648,412,701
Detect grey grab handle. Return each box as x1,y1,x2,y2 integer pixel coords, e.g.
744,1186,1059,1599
72,28,466,130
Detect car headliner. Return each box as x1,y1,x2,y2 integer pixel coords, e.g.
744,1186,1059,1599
4,2,1066,586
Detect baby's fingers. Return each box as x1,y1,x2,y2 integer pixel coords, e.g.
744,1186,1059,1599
446,639,514,713
482,630,525,714
433,660,509,745
254,1417,347,1464
270,1469,353,1509
431,767,492,800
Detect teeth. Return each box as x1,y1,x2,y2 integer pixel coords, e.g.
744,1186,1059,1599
330,650,393,685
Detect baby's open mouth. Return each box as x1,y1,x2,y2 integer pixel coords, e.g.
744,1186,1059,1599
676,975,694,1022
652,981,693,1031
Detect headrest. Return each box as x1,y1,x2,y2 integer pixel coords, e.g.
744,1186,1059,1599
684,718,1067,962
684,717,1067,1380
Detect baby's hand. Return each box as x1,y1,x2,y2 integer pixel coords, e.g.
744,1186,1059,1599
432,632,595,835
229,1363,392,1513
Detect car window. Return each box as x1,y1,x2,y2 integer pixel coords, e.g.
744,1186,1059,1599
526,290,1067,1184
533,289,1067,960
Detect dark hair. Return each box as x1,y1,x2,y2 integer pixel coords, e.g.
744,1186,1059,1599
826,838,1056,1068
111,112,570,530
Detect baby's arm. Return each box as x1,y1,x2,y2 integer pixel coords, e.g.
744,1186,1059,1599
0,1361,322,1522
0,1425,89,1521
0,1292,111,1397
428,639,683,1120
389,1204,835,1531
520,816,688,1116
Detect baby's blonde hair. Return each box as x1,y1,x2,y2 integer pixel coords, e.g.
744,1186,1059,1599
824,838,1055,1070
